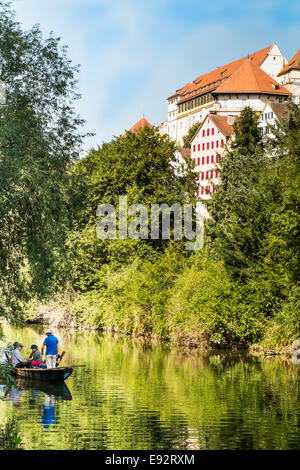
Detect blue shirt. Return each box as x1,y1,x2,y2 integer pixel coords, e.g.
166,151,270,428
43,335,58,355
42,406,56,426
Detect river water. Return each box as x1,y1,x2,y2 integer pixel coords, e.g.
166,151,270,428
0,323,299,450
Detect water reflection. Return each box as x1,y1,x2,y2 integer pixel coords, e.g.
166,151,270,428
1,383,23,406
1,380,72,436
41,395,56,430
0,324,299,450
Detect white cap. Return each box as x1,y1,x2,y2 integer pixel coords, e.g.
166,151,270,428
46,329,52,334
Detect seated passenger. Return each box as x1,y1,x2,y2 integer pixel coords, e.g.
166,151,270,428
30,344,44,367
11,343,32,368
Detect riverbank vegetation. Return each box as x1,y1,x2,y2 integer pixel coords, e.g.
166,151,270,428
0,2,299,350
0,1,87,321
26,104,300,350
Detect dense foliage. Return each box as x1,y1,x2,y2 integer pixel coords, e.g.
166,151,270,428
0,1,86,319
67,125,196,291
182,121,202,148
62,105,299,348
0,2,298,348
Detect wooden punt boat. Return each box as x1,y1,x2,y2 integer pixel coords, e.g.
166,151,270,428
14,367,73,382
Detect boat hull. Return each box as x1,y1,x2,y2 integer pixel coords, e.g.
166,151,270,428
14,367,73,382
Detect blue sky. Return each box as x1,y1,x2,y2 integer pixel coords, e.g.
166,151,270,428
12,0,300,153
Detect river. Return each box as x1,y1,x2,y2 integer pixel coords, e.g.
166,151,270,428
0,323,300,450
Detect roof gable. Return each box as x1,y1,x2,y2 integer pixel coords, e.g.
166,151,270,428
175,45,274,104
278,50,300,76
191,113,234,144
128,117,152,133
268,102,289,120
214,59,291,95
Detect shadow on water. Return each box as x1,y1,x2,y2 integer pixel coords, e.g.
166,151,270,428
1,379,72,405
17,379,72,400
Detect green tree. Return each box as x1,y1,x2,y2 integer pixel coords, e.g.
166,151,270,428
206,107,267,280
68,125,197,291
0,1,86,319
261,100,300,287
182,121,202,148
258,101,300,340
205,103,300,343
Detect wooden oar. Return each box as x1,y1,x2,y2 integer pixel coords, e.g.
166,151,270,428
57,351,65,365
5,352,14,367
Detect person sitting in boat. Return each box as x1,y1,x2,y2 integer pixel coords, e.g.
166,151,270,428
41,329,59,369
30,344,44,368
11,343,32,368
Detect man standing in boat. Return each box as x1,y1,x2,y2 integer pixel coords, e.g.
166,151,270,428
41,329,59,369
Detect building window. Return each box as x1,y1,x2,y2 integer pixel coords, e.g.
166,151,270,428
193,145,196,152
202,157,205,165
207,129,210,136
207,142,209,150
201,172,204,180
202,130,205,137
206,156,209,164
221,140,224,147
211,142,214,149
211,155,214,163
198,144,200,151
211,171,214,178
216,171,219,178
197,157,200,165
216,140,219,148
202,143,205,150
212,128,214,136
216,155,219,163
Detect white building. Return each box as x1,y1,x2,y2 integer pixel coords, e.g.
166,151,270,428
277,50,300,104
190,113,235,218
258,102,288,138
191,114,234,199
158,44,300,219
188,58,291,207
160,44,300,146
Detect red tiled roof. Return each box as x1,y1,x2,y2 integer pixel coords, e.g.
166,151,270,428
214,59,291,96
191,113,234,144
268,102,289,120
159,119,168,129
128,117,152,133
180,147,191,159
173,45,274,104
208,114,234,137
278,50,300,77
